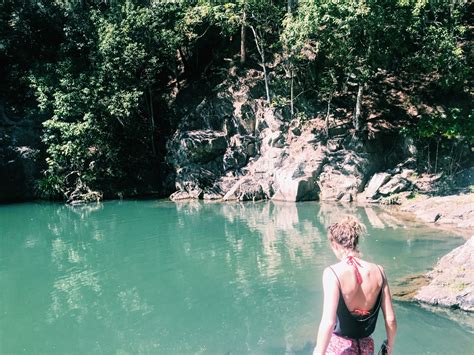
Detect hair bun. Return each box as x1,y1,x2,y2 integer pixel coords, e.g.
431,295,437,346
327,216,366,251
339,216,366,235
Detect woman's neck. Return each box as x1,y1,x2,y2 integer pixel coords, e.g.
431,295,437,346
338,250,360,261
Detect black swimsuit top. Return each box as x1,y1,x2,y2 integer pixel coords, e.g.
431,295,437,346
329,265,385,340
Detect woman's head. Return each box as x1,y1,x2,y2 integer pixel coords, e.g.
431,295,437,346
328,216,366,253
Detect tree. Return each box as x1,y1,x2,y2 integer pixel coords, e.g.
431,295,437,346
246,0,284,104
31,1,184,201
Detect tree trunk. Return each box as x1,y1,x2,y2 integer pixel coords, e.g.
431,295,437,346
240,6,246,64
262,54,270,104
149,87,156,157
290,67,294,118
353,84,363,131
250,26,270,104
287,0,293,14
325,94,332,137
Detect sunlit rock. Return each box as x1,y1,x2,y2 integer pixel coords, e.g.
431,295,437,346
364,172,392,200
415,236,474,312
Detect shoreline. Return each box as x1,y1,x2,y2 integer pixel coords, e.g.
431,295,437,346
389,193,474,315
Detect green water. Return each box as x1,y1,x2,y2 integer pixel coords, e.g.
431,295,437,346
1,200,472,354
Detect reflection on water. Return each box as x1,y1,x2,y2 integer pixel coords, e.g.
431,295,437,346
0,200,472,354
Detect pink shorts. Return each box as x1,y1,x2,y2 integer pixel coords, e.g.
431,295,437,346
326,333,374,355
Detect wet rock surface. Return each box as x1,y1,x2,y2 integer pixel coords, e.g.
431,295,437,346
414,236,474,312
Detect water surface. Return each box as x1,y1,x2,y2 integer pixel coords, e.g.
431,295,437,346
1,200,472,354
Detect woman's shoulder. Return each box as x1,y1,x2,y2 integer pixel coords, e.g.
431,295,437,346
359,258,383,269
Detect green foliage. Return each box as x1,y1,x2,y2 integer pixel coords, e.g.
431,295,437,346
282,0,472,141
283,0,418,93
1,0,472,201
417,108,474,142
27,1,184,201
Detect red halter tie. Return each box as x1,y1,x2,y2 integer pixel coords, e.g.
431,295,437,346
346,255,363,284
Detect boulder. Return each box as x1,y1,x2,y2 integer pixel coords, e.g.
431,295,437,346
364,172,392,200
267,131,285,148
318,169,359,201
256,107,288,134
378,174,411,196
222,134,254,172
174,166,217,197
202,187,224,200
415,236,474,312
318,151,373,202
169,190,195,201
180,96,236,132
223,177,266,201
272,159,325,202
272,176,319,202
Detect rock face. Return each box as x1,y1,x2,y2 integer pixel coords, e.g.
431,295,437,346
165,72,263,201
165,69,412,203
318,150,373,202
167,130,227,166
415,236,474,312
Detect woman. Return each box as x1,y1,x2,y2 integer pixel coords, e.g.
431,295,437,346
313,217,397,355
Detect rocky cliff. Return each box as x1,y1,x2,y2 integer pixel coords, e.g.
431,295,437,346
165,69,423,204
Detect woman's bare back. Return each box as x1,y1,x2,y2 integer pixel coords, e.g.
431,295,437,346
330,258,384,313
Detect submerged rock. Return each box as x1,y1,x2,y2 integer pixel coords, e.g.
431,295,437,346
414,236,474,312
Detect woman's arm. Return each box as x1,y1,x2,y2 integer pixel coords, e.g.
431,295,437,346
313,267,339,355
380,266,397,355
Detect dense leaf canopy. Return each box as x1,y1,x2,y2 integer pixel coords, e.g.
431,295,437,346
1,0,472,200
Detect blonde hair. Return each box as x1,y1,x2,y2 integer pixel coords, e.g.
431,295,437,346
328,216,366,251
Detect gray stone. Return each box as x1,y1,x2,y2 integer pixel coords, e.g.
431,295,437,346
378,175,411,196
268,131,285,148
170,190,198,201
223,178,266,201
262,108,285,132
272,160,324,202
202,190,223,200
401,194,474,228
174,166,217,197
167,130,227,167
365,172,392,199
415,236,474,312
318,151,373,202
